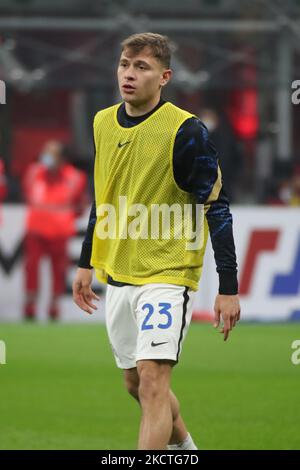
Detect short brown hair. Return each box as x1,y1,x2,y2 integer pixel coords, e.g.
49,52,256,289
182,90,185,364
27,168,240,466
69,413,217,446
120,32,172,69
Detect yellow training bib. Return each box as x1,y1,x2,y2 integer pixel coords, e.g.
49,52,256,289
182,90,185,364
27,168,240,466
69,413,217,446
91,101,208,291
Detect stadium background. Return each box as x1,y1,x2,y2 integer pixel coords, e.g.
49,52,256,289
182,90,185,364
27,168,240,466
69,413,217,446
0,0,300,450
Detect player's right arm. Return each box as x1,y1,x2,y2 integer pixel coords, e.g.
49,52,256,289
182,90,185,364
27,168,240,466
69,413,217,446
72,201,99,314
72,267,99,314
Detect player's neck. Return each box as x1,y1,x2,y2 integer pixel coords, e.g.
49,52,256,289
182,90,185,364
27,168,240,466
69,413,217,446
124,95,161,117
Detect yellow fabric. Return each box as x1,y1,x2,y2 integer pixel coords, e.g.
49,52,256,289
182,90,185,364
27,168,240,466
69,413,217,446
290,194,300,206
204,165,222,215
91,101,209,291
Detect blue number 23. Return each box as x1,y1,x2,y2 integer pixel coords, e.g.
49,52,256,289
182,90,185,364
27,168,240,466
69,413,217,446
141,302,172,330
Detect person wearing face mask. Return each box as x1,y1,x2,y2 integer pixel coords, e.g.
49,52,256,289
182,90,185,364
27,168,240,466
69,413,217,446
22,140,88,320
289,167,300,206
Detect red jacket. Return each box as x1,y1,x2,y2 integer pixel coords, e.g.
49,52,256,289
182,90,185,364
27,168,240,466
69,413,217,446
23,162,88,239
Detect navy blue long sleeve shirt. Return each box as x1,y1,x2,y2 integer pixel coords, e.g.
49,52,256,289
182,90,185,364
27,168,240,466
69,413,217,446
79,99,238,295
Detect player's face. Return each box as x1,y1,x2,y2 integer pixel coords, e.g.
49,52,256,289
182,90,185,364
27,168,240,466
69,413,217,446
117,47,171,106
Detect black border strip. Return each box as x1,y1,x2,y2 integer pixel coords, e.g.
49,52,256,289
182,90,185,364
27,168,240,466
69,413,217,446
176,286,189,362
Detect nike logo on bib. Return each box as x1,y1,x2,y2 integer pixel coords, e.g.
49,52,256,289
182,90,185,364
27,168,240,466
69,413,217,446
151,341,168,347
118,140,132,148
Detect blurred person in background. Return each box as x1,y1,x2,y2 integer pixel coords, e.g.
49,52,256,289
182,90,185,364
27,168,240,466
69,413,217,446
199,108,243,202
266,165,300,206
23,140,88,321
288,166,300,206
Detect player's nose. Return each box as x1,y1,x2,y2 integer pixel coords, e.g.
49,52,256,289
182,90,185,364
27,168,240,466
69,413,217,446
124,66,136,81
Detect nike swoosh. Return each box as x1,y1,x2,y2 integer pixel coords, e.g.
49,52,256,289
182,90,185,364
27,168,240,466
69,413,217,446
151,341,169,347
118,140,132,148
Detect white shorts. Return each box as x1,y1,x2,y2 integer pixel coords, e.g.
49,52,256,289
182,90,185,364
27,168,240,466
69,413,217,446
105,283,195,369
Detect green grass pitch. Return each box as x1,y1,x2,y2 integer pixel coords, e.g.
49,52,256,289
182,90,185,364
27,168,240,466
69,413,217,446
0,322,299,450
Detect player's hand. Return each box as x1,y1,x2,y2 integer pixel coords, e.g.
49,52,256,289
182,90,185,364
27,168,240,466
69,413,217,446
72,268,100,315
213,294,241,341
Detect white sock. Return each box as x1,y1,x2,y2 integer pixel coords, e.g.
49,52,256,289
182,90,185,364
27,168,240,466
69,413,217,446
167,432,198,450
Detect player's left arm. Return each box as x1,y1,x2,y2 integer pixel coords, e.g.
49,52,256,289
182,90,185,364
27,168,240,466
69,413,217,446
173,117,240,341
204,173,241,341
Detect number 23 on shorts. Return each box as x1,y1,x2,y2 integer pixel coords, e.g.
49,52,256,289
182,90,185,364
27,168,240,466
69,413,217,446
141,303,172,330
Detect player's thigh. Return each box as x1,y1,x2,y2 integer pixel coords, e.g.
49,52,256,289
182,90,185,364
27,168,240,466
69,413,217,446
105,285,138,369
134,283,195,364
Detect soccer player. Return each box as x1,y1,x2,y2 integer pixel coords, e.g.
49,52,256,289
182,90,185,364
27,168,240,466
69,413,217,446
72,32,241,450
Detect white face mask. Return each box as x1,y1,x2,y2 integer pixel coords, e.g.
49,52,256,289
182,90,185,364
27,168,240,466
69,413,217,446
40,153,56,170
203,118,217,132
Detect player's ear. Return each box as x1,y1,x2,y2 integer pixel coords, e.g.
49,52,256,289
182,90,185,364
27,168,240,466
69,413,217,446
160,69,172,88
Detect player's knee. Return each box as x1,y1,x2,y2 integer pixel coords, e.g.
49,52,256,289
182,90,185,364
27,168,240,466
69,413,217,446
138,374,160,404
138,363,169,405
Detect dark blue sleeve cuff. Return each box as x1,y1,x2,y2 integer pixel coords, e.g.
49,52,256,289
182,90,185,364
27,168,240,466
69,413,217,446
218,270,238,295
78,242,93,269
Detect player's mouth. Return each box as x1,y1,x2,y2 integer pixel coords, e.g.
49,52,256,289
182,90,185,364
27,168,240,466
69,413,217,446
122,84,136,93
